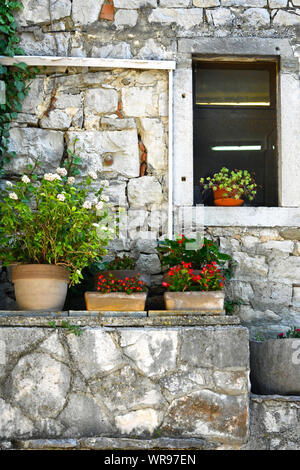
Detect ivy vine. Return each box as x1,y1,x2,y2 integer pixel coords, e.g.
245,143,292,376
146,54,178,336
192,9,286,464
0,0,39,176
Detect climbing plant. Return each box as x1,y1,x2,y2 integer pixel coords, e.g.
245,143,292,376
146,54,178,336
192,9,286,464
0,1,39,175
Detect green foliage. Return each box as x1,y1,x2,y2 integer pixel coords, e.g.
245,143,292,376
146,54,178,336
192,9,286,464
0,158,116,284
200,167,257,201
104,255,136,271
48,320,83,336
224,298,243,315
157,234,232,275
0,1,39,172
277,327,300,339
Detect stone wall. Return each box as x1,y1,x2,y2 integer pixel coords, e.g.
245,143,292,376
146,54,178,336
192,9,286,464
0,320,250,449
206,226,300,339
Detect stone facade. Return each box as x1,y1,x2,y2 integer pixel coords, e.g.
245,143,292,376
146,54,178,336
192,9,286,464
1,1,300,339
0,321,249,449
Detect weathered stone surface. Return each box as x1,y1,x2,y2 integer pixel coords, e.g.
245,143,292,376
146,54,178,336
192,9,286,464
232,252,268,280
91,365,165,414
66,130,140,178
115,409,163,435
241,8,270,27
249,281,292,312
162,390,248,443
148,8,204,29
72,0,104,25
161,0,190,6
8,353,71,420
0,81,5,105
135,253,161,274
237,305,281,325
119,329,178,377
139,118,167,171
180,327,249,369
115,10,138,28
16,0,71,26
59,393,113,436
193,0,219,5
207,8,234,26
40,109,72,129
280,228,300,240
122,87,158,117
213,371,248,395
273,10,300,25
269,0,287,7
113,0,156,6
268,256,300,284
54,93,82,109
6,128,64,175
84,88,118,115
0,399,35,439
127,176,163,207
256,240,294,255
222,0,266,4
67,330,124,380
91,42,132,59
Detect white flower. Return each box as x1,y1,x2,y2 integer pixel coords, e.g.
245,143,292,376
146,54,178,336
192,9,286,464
88,170,97,180
44,173,62,182
21,175,30,184
102,180,109,187
9,192,18,200
101,195,109,202
76,269,81,275
56,167,68,177
67,177,75,185
57,193,65,202
92,223,100,228
6,181,13,187
83,200,92,209
95,201,104,211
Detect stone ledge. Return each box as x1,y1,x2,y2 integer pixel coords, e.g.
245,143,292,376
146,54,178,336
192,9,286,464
0,313,240,327
251,393,300,403
5,436,215,450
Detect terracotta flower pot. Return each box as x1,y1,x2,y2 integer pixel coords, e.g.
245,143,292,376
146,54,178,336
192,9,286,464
250,339,300,395
12,264,69,311
164,291,225,313
84,292,147,311
213,187,244,206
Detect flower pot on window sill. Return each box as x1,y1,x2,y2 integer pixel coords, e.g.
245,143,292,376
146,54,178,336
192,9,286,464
213,188,244,206
84,291,147,311
12,264,69,311
163,291,224,314
250,339,300,395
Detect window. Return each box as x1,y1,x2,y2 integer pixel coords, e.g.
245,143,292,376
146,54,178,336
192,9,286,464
193,60,278,207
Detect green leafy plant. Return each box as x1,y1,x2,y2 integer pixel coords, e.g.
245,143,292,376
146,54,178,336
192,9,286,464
0,156,115,284
224,298,243,315
157,234,231,272
162,261,225,292
200,167,257,201
105,255,136,271
97,274,147,295
48,320,83,336
277,327,300,339
0,1,39,172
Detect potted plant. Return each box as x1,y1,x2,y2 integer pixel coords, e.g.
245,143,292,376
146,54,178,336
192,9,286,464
200,167,257,206
92,254,151,288
162,261,225,313
157,234,232,282
0,158,114,311
85,274,148,311
250,327,300,396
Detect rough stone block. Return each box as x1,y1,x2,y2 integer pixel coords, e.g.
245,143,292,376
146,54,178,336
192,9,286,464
232,252,268,280
67,130,140,178
148,8,204,29
273,10,300,25
135,253,161,274
139,118,167,171
85,88,118,115
40,109,72,130
122,87,159,117
180,327,249,369
127,176,163,207
115,10,138,28
114,0,156,6
207,7,234,26
6,128,64,175
240,8,270,27
16,0,71,26
72,0,104,25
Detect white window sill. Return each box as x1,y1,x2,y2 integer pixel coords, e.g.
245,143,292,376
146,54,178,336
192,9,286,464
193,206,300,227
